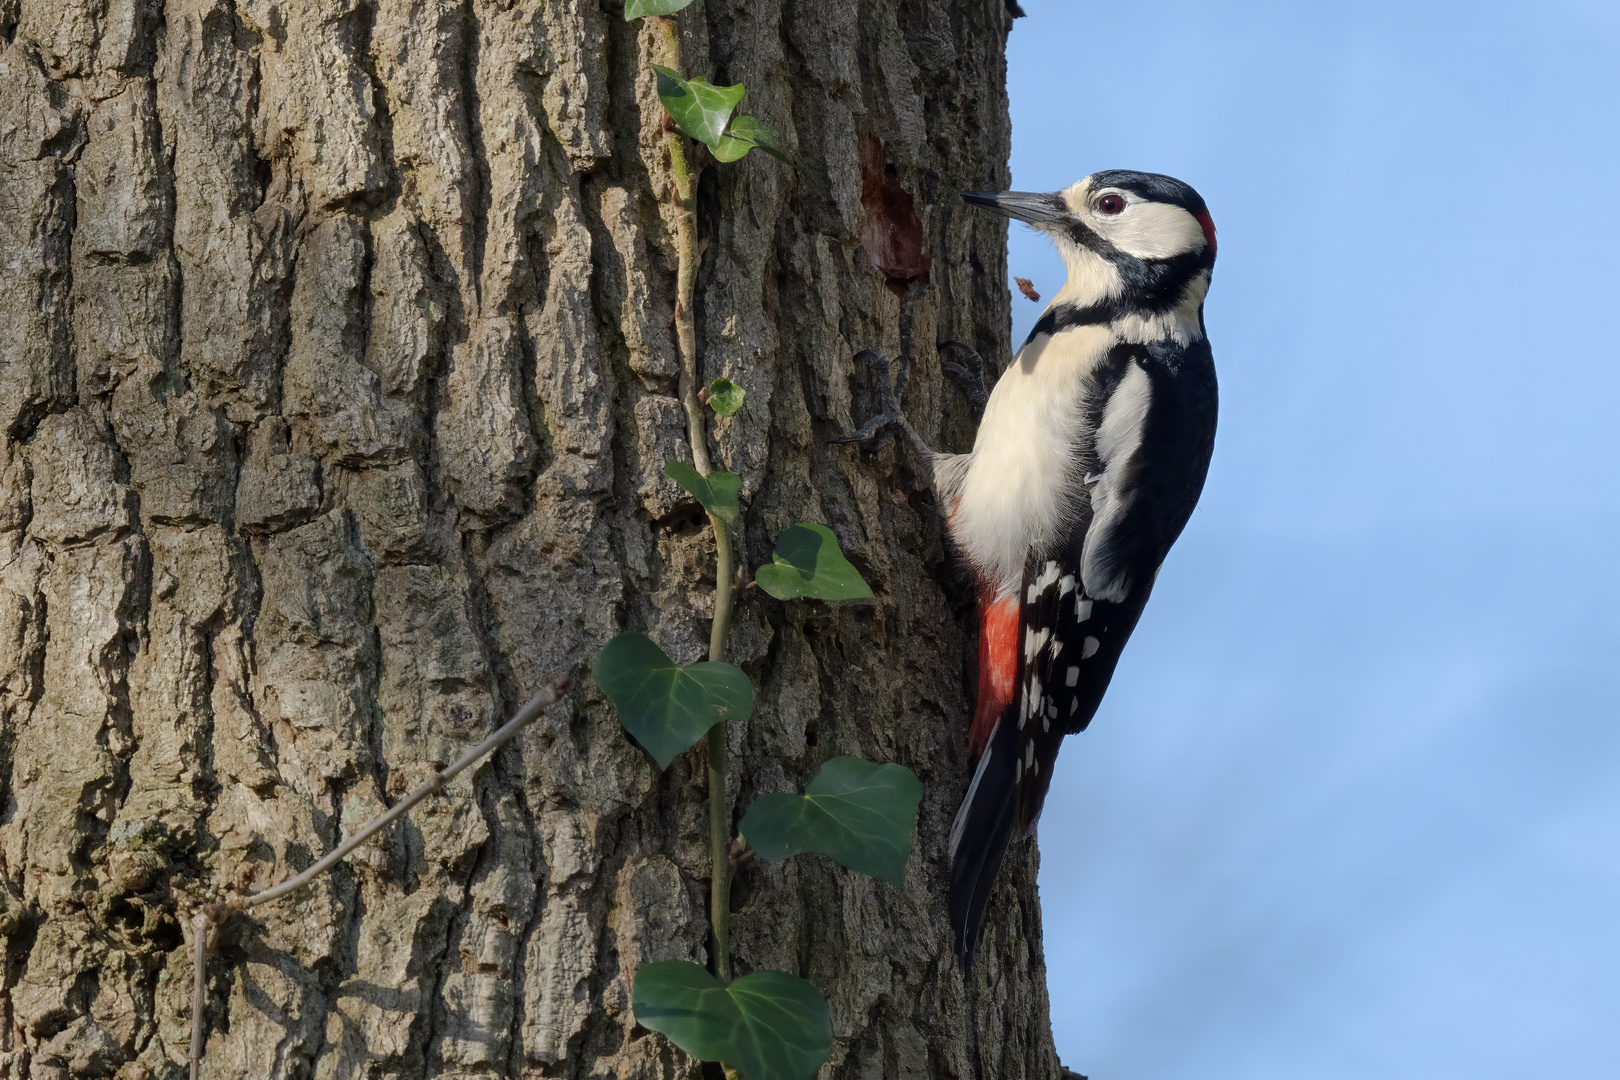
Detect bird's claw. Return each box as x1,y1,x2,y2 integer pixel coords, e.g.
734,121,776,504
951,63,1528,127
834,340,992,448
831,348,911,449
939,340,990,419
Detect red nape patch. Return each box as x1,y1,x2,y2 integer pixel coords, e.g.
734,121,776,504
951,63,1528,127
970,594,1019,758
1195,210,1218,256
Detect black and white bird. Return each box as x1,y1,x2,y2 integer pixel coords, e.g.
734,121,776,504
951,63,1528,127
948,171,1218,965
843,171,1219,966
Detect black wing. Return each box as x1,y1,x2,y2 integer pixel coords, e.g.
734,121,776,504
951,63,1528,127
947,558,1149,967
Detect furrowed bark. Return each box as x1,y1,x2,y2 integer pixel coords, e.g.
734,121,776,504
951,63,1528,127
0,1,1059,1076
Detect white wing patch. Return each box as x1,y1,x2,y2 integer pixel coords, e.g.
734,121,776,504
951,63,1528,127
1080,362,1152,602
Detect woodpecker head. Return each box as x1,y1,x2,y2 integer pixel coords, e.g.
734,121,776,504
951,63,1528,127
965,171,1216,319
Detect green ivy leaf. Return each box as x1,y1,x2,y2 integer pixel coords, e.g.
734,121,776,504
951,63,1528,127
753,524,872,601
713,115,791,164
624,0,696,18
651,65,745,148
633,961,832,1080
663,461,741,524
593,633,754,770
707,377,745,417
738,756,921,885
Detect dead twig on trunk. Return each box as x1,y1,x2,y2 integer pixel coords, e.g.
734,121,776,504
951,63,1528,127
186,678,569,1080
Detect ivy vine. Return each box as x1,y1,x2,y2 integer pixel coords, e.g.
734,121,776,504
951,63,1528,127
597,3,922,1078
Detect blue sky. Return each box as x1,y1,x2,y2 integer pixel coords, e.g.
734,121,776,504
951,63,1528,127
1005,3,1620,1077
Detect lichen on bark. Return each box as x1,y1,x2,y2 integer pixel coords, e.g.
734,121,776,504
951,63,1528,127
0,0,1059,1076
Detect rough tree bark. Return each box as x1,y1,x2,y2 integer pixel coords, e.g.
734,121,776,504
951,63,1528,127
0,0,1061,1076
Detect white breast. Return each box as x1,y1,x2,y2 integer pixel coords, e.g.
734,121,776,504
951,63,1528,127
950,324,1114,597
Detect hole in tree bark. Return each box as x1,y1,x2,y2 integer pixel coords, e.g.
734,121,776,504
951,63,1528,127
860,137,932,297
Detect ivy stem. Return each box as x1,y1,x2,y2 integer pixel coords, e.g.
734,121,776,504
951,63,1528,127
661,16,708,478
706,511,736,983
658,12,734,986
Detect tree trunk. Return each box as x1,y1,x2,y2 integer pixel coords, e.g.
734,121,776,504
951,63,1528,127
0,0,1059,1076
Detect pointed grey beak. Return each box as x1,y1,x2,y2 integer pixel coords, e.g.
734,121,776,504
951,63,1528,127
962,190,1069,225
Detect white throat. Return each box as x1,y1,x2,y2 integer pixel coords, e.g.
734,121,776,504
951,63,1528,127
1049,239,1122,309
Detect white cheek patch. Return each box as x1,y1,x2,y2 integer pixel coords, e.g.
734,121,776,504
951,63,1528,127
1095,201,1207,260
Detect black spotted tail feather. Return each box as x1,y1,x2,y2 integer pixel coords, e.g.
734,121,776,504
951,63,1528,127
947,558,1152,967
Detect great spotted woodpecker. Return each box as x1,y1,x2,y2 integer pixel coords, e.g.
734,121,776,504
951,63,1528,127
842,171,1218,965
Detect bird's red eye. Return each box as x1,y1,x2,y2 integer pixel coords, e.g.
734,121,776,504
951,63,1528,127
1095,193,1127,215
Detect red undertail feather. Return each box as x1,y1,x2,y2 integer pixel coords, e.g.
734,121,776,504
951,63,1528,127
970,593,1018,758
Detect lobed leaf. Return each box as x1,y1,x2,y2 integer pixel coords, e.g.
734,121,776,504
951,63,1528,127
664,461,741,524
633,961,832,1080
593,633,754,769
738,757,921,884
624,0,696,17
707,377,745,417
753,523,872,601
713,115,792,164
651,65,745,148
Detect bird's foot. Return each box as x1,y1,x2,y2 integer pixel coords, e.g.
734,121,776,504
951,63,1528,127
939,340,990,420
834,339,992,451
831,348,912,451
